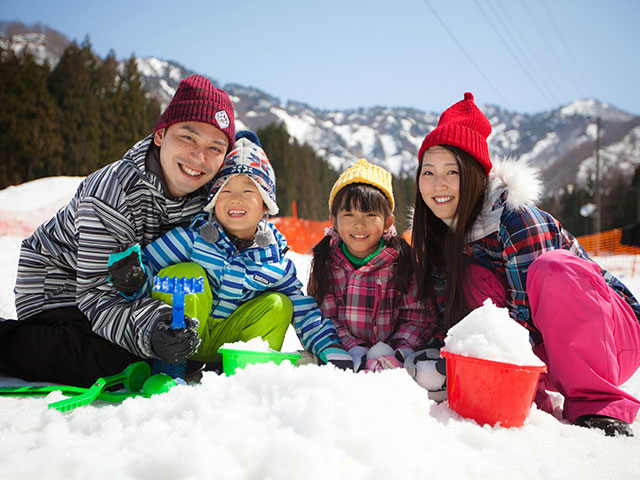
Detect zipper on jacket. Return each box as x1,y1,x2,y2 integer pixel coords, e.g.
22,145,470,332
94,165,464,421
371,277,383,332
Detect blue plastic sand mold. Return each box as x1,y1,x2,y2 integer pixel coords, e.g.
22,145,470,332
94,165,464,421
152,276,205,379
153,276,205,328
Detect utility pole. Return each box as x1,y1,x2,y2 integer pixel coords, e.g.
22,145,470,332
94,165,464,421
594,117,602,253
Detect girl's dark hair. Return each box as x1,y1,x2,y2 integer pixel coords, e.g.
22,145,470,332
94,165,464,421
309,183,413,304
412,145,487,328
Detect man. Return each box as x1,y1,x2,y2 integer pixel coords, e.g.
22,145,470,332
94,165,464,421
0,74,235,386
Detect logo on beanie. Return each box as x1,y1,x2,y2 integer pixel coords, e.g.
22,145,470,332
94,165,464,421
215,110,230,129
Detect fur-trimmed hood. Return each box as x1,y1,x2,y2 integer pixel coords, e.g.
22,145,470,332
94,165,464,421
490,157,543,209
467,157,543,242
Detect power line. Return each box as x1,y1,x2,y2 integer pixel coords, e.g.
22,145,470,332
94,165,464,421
422,0,511,109
492,0,570,102
472,0,557,107
518,0,586,99
540,0,595,98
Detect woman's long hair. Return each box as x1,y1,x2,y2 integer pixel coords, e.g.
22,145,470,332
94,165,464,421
412,145,488,328
309,183,413,305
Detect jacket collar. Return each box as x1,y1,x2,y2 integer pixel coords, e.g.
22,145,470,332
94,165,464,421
194,215,284,261
331,241,398,272
467,157,543,241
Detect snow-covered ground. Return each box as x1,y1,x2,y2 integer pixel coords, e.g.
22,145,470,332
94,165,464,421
1,177,640,480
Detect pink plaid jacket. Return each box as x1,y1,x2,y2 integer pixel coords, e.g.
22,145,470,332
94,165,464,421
318,245,438,351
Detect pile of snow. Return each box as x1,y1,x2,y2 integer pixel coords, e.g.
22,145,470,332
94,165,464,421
443,299,545,366
220,337,273,352
0,176,83,236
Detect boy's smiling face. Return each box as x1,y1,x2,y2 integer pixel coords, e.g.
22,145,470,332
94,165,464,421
214,175,267,240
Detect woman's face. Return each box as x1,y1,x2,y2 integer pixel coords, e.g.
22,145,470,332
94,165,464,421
418,146,460,222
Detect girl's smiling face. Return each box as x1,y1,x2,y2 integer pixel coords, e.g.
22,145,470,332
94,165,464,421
418,146,460,222
331,208,394,259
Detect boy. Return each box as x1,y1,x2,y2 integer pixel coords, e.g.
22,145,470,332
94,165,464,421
109,131,341,365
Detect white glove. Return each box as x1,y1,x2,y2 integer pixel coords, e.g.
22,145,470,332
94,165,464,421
349,346,369,372
405,348,447,402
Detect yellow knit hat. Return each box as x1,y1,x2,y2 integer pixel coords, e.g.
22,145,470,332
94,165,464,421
328,158,395,211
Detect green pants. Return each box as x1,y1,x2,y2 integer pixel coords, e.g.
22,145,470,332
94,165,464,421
151,262,293,362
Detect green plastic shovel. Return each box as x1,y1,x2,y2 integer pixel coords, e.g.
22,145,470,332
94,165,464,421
0,362,150,400
48,361,151,412
0,362,179,411
82,373,178,403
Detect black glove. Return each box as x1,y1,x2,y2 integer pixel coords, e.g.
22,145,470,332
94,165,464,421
150,312,201,364
108,244,147,296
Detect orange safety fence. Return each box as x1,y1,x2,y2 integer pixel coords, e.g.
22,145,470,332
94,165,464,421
576,228,640,277
272,215,414,254
271,217,331,254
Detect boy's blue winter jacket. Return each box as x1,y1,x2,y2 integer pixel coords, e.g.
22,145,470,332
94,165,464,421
135,214,339,355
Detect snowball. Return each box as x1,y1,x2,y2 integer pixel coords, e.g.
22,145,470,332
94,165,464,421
442,299,545,366
220,337,273,352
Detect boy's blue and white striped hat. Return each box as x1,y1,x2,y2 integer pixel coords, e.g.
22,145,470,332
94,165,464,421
203,130,278,215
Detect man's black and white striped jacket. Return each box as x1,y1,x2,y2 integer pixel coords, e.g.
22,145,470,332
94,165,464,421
14,134,208,358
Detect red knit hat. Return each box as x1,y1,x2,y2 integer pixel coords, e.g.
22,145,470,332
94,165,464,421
154,74,236,152
417,92,492,175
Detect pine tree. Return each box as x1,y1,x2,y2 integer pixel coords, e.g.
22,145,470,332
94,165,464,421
607,167,640,229
257,122,339,220
0,45,63,188
118,56,153,147
257,123,297,216
392,175,416,233
93,49,123,165
48,37,101,176
560,186,591,236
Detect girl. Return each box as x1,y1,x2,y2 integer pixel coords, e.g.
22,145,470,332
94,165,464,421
309,159,437,372
412,92,640,436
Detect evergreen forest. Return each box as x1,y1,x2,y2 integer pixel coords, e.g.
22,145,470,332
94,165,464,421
0,37,160,187
0,37,417,230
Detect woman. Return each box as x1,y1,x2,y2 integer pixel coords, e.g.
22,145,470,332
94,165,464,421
412,92,640,436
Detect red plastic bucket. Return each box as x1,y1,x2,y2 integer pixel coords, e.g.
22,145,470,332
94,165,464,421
441,351,547,427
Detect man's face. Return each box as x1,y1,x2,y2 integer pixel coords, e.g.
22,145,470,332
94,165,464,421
154,122,228,198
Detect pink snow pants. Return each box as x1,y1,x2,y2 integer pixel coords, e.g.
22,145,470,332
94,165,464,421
528,250,640,423
466,251,640,424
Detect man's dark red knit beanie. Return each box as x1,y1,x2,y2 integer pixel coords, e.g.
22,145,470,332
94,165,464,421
154,74,235,152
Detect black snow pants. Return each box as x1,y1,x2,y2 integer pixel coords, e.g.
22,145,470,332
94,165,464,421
0,306,145,387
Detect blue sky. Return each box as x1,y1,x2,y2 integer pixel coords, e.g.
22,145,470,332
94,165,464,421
3,0,639,115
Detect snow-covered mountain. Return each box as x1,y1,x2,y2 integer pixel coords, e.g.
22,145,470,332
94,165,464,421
3,22,640,195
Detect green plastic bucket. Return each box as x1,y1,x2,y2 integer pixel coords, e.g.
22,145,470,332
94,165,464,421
218,348,301,376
